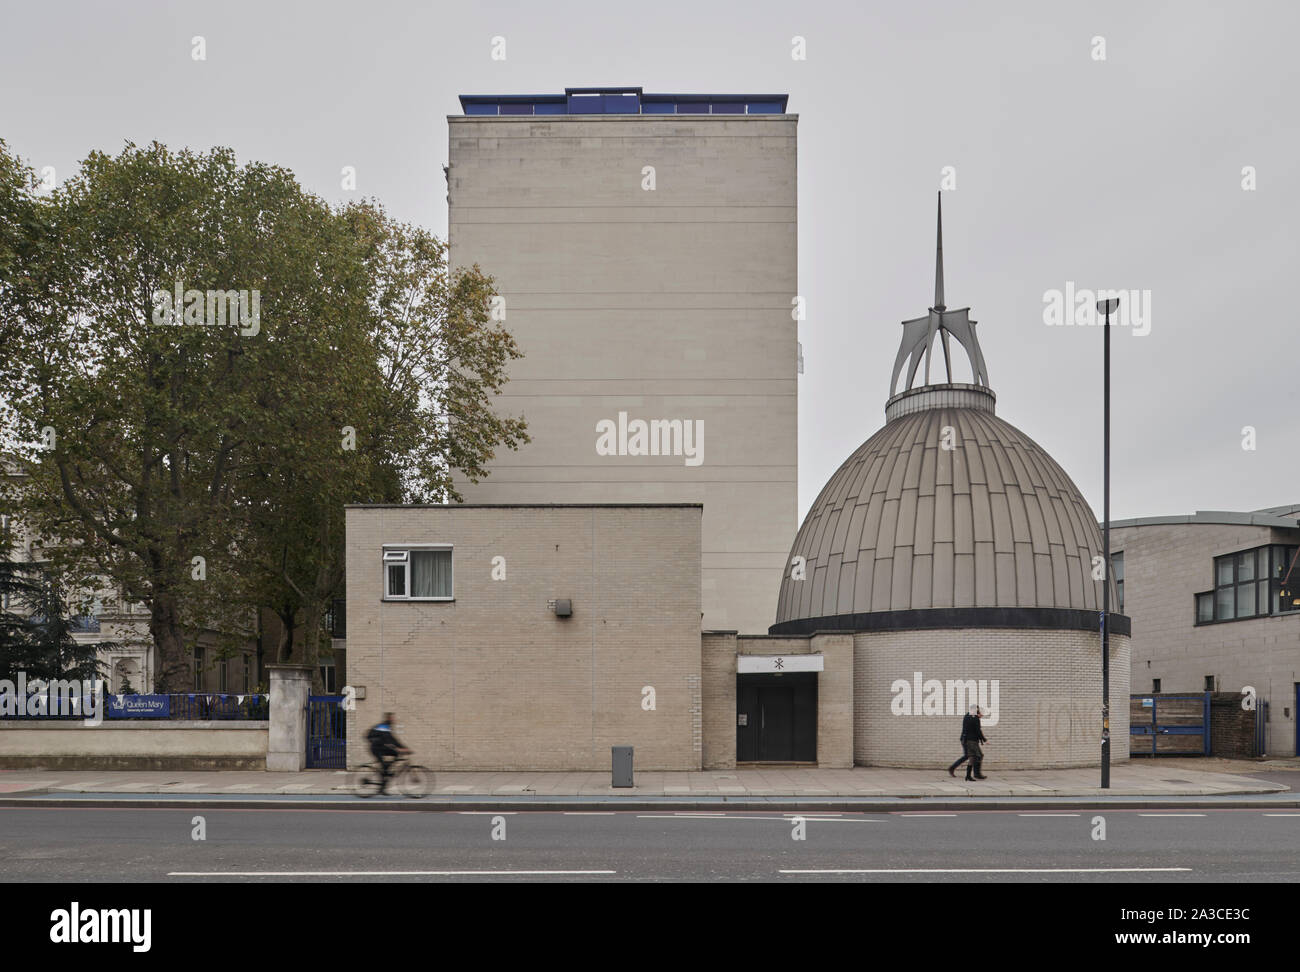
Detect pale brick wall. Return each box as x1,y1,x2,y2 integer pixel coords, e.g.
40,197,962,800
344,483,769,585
447,113,799,636
345,505,702,770
701,632,737,769
854,628,1131,768
1113,521,1300,756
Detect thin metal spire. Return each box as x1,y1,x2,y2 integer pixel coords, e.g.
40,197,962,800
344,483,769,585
934,191,945,311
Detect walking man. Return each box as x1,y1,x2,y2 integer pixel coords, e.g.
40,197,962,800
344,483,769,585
948,704,988,780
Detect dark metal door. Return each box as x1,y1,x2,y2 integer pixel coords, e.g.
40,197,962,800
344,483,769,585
736,673,817,762
306,694,346,768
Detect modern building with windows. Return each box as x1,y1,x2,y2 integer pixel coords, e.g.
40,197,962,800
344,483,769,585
1111,505,1300,755
445,86,798,635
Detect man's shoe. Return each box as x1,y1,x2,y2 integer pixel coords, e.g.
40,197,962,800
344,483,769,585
948,765,956,777
965,773,974,781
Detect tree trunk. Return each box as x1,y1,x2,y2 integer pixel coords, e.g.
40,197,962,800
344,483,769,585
276,607,295,664
301,600,324,694
150,592,190,693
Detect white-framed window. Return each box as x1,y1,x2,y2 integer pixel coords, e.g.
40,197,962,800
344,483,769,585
383,545,453,601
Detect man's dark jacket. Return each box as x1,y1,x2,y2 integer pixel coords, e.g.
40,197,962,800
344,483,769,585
960,713,987,744
367,722,405,755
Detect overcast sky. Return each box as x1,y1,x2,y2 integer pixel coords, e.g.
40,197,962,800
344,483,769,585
3,0,1296,522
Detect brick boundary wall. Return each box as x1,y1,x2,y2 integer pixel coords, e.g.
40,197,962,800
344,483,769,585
1209,691,1261,758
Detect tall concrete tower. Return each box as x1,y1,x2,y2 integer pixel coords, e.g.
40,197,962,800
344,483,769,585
447,87,798,633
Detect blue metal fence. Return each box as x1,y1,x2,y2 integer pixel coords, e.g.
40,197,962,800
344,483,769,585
306,694,346,768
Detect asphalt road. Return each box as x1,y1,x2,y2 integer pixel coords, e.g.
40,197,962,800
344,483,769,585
3,805,1299,882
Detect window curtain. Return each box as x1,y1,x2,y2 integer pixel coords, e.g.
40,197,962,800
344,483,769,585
411,550,452,597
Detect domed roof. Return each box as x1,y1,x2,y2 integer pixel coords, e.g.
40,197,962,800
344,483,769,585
774,392,1108,629
772,196,1114,634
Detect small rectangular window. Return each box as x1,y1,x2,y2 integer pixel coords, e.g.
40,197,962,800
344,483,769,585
1204,675,1216,691
387,564,406,597
384,547,452,600
1152,678,1161,693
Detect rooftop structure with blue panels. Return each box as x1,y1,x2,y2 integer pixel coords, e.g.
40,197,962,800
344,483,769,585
458,86,789,116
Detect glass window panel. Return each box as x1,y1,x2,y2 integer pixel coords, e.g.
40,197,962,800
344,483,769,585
1237,582,1257,617
1111,553,1124,581
1237,551,1255,582
1215,586,1235,620
410,550,452,598
387,564,405,597
1216,557,1234,587
1260,581,1272,615
1196,593,1213,623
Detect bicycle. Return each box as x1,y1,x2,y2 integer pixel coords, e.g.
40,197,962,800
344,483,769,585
349,755,433,798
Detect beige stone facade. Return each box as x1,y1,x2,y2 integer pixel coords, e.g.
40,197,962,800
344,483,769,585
446,112,798,635
345,504,703,770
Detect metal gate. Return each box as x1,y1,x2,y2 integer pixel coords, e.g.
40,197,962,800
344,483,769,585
306,694,346,768
1129,692,1209,756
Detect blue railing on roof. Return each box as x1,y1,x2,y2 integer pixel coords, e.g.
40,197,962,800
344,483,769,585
460,87,788,117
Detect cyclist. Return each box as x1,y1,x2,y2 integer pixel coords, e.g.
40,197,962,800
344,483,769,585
366,712,411,794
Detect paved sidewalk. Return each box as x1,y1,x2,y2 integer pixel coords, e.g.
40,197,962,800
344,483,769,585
0,758,1291,798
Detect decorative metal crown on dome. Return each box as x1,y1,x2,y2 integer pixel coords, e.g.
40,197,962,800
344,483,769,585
889,193,990,396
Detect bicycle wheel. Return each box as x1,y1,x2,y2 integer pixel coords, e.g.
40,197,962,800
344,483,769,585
350,763,384,798
398,764,431,799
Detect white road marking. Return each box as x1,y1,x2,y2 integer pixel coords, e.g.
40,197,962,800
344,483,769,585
456,811,517,815
563,812,616,815
1137,813,1206,817
168,869,616,877
636,814,876,823
1263,813,1300,817
1017,813,1082,817
899,813,957,817
781,867,1192,875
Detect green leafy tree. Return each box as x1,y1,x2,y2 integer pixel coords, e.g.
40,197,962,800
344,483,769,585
0,558,104,684
0,141,528,692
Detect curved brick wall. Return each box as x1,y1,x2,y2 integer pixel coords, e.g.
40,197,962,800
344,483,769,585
853,627,1130,768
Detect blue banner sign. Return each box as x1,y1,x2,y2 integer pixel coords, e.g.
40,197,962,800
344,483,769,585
106,694,170,718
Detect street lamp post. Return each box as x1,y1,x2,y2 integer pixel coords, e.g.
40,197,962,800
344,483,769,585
1098,296,1119,789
